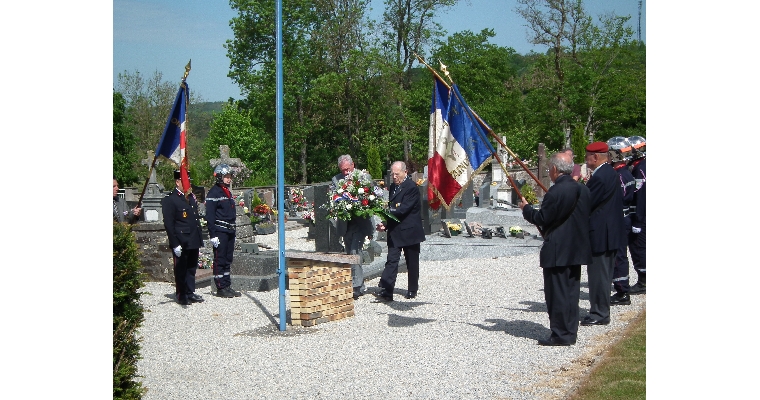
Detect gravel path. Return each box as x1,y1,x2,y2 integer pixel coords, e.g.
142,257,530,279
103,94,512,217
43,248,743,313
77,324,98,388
136,225,646,399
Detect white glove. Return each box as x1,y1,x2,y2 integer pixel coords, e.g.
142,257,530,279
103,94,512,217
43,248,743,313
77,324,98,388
173,245,182,257
210,237,220,248
631,226,641,234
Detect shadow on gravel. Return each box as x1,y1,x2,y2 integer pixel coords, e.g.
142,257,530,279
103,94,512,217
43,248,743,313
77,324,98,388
468,318,547,340
244,291,280,327
386,313,436,327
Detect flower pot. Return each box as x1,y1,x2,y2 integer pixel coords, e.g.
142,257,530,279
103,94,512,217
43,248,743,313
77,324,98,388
450,230,460,236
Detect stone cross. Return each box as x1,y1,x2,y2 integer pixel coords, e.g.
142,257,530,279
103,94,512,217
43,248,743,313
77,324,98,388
209,145,244,169
141,151,161,184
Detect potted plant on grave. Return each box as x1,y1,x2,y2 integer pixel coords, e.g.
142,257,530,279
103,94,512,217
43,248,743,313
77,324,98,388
447,222,462,236
250,202,276,235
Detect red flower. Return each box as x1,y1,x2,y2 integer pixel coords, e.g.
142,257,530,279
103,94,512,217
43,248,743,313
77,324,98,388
362,199,369,206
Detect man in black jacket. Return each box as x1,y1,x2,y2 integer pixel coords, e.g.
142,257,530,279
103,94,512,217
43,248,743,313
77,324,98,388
376,161,426,301
582,142,624,326
520,152,591,346
162,171,205,305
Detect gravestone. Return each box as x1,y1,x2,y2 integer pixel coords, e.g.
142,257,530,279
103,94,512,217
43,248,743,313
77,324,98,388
313,183,343,252
140,152,166,223
479,180,491,208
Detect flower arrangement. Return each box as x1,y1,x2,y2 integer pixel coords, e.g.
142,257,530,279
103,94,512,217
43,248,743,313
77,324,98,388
250,203,272,225
198,251,213,269
447,222,462,233
289,187,310,212
301,210,315,225
321,169,398,222
509,226,523,235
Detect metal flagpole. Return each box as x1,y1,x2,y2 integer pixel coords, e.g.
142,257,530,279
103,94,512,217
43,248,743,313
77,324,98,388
275,0,287,332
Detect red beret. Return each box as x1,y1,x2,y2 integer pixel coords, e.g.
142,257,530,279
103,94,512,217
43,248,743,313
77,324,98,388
585,142,608,153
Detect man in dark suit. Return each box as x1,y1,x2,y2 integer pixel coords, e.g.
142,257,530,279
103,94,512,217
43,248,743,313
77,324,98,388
162,171,205,306
520,152,591,346
582,142,624,326
331,154,375,299
375,161,426,301
113,177,141,223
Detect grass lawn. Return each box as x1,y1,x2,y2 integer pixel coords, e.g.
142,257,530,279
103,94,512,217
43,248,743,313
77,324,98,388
567,309,646,400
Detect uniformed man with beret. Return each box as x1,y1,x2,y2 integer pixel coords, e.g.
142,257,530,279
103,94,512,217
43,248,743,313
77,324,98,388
582,142,624,326
162,170,205,306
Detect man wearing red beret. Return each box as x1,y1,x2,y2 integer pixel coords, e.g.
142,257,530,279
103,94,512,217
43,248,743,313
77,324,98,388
582,142,625,326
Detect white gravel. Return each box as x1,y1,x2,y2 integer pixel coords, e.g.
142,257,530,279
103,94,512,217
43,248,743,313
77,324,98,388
136,226,646,399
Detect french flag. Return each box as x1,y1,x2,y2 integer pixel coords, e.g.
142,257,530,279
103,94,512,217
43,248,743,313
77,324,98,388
155,82,191,193
427,78,494,210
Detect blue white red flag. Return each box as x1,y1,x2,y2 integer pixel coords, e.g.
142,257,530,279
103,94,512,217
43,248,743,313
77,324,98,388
155,82,190,193
427,78,494,210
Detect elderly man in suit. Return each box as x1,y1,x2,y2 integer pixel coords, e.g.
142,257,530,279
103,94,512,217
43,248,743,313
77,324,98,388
375,161,426,302
582,142,625,326
520,152,591,346
331,154,375,300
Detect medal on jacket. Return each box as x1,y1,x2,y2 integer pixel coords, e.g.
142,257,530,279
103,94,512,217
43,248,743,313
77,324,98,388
183,211,187,218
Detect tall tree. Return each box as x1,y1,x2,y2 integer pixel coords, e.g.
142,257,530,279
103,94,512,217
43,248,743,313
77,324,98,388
380,0,457,167
113,90,139,186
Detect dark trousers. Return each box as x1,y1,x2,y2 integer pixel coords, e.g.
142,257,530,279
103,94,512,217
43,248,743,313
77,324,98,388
543,265,581,343
588,250,616,320
344,229,366,291
629,223,646,284
213,230,235,289
173,248,199,300
380,243,421,293
612,218,632,294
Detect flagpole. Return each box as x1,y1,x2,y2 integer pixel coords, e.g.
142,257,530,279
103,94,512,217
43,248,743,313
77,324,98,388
182,60,192,197
138,60,192,207
414,53,548,194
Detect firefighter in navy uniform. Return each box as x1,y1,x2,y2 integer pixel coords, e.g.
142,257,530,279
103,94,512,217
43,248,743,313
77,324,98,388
206,164,242,298
627,136,646,294
162,170,205,305
607,137,636,306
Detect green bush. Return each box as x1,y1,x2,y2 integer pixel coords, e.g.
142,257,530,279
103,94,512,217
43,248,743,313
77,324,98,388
113,222,146,399
522,183,538,205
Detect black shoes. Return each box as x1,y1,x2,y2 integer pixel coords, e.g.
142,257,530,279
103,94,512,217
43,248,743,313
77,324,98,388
376,289,394,302
537,336,575,346
353,289,364,300
175,294,191,305
581,316,610,326
405,291,417,299
216,287,242,298
188,293,205,303
610,292,631,306
628,282,646,295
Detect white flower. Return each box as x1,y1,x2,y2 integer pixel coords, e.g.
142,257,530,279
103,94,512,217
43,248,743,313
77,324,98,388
346,204,352,210
358,188,365,194
337,188,344,194
243,206,249,214
369,194,376,201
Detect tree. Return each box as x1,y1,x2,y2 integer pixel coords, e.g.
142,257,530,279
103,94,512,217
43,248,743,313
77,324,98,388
379,0,458,166
515,0,641,149
203,103,275,186
113,91,139,186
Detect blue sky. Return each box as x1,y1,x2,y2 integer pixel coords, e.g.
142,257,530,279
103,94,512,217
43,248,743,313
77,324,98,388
113,0,646,102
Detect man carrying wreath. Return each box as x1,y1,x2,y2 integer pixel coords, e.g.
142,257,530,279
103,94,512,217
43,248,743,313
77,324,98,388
331,155,375,300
